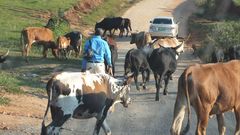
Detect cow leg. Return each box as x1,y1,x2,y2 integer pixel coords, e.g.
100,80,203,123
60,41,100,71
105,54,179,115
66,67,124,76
196,105,211,135
154,73,160,101
216,113,226,135
234,107,240,135
163,75,171,95
43,46,48,58
101,120,111,135
141,71,147,90
134,70,140,91
93,100,113,135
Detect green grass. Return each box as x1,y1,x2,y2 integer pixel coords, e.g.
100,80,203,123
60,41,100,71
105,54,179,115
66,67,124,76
0,97,10,105
0,0,140,105
0,0,78,48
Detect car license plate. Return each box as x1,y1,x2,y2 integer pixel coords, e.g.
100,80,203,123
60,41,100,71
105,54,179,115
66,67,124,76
158,27,166,31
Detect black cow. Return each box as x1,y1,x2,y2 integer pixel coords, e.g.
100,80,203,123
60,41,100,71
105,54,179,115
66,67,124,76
95,17,124,37
104,35,118,76
0,50,9,63
64,31,83,57
124,46,152,90
148,45,182,101
211,47,225,63
228,45,240,60
119,18,132,37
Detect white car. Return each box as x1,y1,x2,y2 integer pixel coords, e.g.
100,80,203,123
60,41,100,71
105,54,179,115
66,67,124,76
148,16,179,38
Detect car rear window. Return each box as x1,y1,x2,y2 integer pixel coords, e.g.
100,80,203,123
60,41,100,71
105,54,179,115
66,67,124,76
153,18,172,24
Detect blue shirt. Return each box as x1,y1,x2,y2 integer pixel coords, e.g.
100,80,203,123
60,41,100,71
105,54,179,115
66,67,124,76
84,36,112,66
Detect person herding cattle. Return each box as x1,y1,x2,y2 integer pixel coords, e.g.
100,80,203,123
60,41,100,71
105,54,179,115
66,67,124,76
170,60,240,135
41,72,134,135
81,28,113,75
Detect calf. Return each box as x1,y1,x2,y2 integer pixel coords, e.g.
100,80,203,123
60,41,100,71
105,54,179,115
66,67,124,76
64,31,83,57
148,44,183,100
56,36,71,59
41,72,133,135
171,60,240,135
124,46,152,90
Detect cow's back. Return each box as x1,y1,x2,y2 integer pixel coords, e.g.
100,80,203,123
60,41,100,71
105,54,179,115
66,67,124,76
23,27,54,41
186,60,240,112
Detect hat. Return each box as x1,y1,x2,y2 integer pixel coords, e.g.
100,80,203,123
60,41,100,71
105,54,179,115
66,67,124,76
95,28,103,36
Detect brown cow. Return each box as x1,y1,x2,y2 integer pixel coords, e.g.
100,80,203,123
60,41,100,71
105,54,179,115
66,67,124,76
21,27,58,62
56,36,71,59
170,60,240,135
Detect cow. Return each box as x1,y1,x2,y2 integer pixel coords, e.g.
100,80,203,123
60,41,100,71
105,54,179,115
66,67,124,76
130,31,152,49
170,60,240,135
104,35,118,76
21,27,58,62
41,72,134,135
95,17,124,37
148,44,184,100
228,45,240,60
124,46,152,90
64,31,83,57
119,18,132,37
0,50,9,63
56,36,71,59
211,47,225,63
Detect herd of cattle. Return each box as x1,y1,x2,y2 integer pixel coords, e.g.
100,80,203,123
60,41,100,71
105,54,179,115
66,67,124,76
1,16,240,135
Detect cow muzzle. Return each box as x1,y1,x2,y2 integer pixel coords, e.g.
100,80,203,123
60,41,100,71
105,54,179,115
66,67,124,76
122,97,131,108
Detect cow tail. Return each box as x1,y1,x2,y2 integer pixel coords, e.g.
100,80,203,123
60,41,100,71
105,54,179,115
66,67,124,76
181,69,192,134
129,19,132,31
41,79,53,133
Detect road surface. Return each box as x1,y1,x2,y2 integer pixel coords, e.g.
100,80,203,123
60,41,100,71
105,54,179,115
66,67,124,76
0,0,236,135
60,0,236,135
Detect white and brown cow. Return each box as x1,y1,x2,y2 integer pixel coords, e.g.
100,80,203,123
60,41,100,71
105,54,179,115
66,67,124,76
170,60,240,135
41,72,133,135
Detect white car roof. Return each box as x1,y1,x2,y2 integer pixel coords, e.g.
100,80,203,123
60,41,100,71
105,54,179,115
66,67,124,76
153,16,174,19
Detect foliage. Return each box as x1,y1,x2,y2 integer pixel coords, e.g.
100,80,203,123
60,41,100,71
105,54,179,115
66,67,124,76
0,97,10,105
207,21,240,48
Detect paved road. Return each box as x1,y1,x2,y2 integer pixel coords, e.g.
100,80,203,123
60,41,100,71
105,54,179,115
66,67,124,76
61,0,236,135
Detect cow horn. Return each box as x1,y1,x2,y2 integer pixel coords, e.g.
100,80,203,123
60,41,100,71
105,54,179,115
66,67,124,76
1,50,9,58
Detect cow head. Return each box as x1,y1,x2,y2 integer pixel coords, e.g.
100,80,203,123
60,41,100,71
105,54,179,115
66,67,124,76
172,42,184,59
130,33,137,44
113,73,134,107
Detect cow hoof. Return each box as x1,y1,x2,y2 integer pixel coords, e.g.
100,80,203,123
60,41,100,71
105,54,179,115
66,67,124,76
163,92,168,95
143,86,147,90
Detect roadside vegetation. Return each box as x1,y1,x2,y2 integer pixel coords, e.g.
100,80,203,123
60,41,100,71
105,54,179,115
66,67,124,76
189,0,240,62
0,0,140,105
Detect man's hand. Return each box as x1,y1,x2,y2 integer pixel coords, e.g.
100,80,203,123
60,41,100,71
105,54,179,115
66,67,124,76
107,66,113,76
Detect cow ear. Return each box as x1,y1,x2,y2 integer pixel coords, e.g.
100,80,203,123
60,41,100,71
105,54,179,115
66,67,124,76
124,72,134,85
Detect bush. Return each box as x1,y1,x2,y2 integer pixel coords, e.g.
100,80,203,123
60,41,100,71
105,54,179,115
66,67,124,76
207,21,240,49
